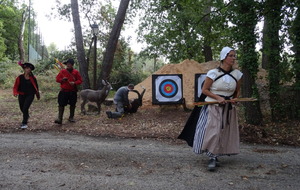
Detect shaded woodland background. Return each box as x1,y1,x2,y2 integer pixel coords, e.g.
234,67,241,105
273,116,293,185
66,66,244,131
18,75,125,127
1,0,299,128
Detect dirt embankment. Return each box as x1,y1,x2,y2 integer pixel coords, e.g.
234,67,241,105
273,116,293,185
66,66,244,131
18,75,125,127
130,60,220,108
130,59,269,111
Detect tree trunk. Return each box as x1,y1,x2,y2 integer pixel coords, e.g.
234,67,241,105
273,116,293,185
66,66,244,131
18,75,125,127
18,8,28,62
232,0,262,125
70,0,90,89
203,4,213,62
261,20,269,69
203,44,213,62
290,3,300,119
261,0,284,121
98,0,130,88
241,66,262,125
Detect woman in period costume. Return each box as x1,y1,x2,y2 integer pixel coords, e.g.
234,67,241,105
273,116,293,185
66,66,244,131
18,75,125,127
178,47,243,171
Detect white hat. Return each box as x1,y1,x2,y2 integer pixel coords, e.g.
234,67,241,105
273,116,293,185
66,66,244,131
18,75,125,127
220,47,234,61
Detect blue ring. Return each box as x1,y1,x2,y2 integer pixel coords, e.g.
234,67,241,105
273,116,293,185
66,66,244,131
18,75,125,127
159,80,178,98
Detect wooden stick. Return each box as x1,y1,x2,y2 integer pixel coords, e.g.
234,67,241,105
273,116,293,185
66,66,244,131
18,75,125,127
194,98,258,106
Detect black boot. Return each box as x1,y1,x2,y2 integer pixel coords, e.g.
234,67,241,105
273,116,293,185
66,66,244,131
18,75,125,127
54,106,64,124
68,105,76,122
106,111,112,118
208,158,217,171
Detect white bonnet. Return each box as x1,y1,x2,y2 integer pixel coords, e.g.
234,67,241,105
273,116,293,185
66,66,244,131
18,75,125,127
220,47,234,61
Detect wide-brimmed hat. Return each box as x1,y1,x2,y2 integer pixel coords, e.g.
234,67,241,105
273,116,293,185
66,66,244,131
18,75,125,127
63,58,75,65
22,62,35,70
220,47,234,61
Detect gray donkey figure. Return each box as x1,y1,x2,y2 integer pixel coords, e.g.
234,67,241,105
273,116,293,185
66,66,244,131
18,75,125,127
80,79,111,115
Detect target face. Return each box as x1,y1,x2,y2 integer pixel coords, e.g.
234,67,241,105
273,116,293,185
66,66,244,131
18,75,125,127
159,79,178,98
152,74,183,104
194,73,207,102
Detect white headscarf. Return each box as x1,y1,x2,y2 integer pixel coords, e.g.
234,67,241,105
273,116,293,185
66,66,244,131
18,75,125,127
220,47,234,61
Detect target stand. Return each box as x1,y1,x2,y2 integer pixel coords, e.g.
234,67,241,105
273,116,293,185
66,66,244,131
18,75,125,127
152,74,188,110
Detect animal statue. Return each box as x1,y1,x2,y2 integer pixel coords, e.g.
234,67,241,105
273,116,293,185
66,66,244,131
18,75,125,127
80,80,111,115
124,86,146,113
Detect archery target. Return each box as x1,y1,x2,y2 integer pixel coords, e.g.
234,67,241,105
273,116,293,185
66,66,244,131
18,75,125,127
159,79,178,98
152,74,183,104
194,73,207,102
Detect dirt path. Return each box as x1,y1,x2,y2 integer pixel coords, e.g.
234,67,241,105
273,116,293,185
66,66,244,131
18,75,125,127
0,132,299,190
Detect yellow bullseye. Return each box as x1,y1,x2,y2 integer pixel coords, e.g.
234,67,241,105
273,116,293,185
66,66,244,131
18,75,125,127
166,86,171,92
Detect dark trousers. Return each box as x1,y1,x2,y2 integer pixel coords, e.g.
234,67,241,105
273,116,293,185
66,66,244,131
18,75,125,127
18,94,34,124
110,101,125,118
58,91,77,106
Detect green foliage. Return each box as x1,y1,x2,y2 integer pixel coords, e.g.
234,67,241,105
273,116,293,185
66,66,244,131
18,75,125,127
227,0,263,124
261,0,286,120
0,59,60,100
108,39,146,90
36,69,61,100
229,0,260,76
0,21,6,60
0,61,21,89
0,3,23,60
134,0,233,63
290,2,300,88
288,1,300,119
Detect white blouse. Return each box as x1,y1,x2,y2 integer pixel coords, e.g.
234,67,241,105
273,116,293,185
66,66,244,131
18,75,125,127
205,68,243,102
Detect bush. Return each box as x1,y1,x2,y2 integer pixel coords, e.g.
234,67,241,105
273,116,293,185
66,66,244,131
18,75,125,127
0,61,22,89
0,61,60,100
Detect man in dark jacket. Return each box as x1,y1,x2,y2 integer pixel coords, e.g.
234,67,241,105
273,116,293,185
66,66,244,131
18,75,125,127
106,84,134,119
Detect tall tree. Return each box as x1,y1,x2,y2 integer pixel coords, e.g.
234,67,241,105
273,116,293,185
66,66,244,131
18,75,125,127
202,4,213,62
0,2,20,60
18,6,28,62
0,21,6,60
70,0,90,89
133,0,231,63
261,0,284,120
99,0,130,85
55,0,122,89
230,0,262,125
290,0,300,119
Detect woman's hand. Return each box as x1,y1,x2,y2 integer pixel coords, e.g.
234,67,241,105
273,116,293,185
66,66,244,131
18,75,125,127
216,96,226,104
229,98,238,105
36,93,40,100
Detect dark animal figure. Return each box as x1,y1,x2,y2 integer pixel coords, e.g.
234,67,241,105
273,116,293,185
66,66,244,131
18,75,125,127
80,80,111,115
124,86,146,113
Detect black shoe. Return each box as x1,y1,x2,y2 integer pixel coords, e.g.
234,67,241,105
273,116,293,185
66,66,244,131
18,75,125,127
215,157,220,167
54,119,62,124
68,118,76,123
208,158,216,171
106,111,112,118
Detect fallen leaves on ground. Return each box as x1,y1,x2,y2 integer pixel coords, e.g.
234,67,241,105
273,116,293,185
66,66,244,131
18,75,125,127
0,89,299,147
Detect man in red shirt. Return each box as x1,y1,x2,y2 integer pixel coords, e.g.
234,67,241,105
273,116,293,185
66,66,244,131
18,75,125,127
54,59,82,124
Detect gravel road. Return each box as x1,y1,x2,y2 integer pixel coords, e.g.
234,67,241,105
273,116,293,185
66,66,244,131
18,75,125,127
0,132,299,190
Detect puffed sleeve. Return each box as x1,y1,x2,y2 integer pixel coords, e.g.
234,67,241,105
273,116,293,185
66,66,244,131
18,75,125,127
206,69,218,80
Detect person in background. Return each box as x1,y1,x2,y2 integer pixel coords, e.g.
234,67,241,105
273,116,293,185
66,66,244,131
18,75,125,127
181,47,243,171
106,84,134,119
13,62,40,129
54,58,82,124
